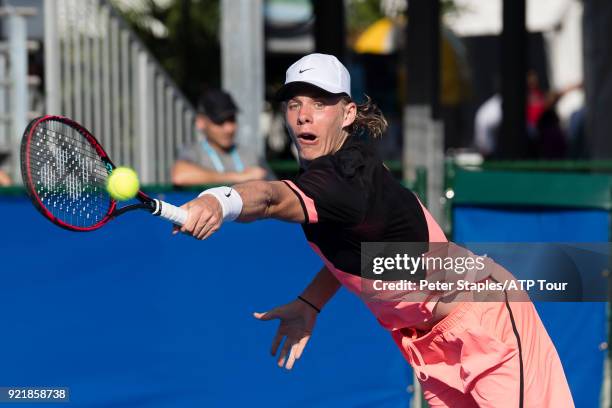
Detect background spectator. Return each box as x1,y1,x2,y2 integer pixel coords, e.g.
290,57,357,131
171,89,272,186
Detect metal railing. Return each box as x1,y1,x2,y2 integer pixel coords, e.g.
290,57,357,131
0,7,39,183
44,0,197,184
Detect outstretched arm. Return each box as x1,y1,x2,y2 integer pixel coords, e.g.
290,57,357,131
177,180,305,239
253,266,341,370
233,181,305,222
298,265,341,311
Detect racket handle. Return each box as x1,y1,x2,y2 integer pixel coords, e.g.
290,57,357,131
152,199,188,226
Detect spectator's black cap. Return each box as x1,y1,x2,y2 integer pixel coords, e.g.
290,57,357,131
197,89,239,124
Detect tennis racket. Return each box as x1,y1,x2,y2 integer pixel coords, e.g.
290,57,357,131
20,115,187,231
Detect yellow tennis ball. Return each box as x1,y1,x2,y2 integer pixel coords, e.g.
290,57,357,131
106,166,139,201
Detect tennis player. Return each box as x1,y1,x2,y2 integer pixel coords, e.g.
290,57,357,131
177,54,574,407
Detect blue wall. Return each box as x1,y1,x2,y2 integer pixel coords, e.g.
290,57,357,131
6,190,604,407
454,206,609,408
0,192,413,407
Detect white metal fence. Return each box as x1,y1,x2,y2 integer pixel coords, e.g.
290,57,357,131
44,0,197,184
0,6,39,183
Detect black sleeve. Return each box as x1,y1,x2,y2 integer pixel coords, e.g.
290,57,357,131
291,158,367,225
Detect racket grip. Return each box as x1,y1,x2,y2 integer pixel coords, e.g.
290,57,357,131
152,199,188,226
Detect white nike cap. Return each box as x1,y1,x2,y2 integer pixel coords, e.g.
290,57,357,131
276,53,351,100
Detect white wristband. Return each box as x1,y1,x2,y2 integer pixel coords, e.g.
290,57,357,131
199,186,243,222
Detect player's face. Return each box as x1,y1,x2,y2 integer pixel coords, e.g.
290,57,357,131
284,89,356,161
201,115,237,151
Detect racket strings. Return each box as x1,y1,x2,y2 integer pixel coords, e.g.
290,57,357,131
26,120,112,228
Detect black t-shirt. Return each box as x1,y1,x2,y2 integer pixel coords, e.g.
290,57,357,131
283,136,429,276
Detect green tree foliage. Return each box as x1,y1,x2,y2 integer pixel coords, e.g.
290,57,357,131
346,0,457,39
113,0,459,103
441,0,460,16
113,0,221,104
346,0,383,40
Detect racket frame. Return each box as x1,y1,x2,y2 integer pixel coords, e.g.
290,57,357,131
21,115,161,232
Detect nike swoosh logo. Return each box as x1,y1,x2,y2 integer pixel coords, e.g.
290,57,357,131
299,68,313,74
224,188,233,197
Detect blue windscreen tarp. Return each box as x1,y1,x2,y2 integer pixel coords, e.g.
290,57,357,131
453,206,609,408
0,192,412,407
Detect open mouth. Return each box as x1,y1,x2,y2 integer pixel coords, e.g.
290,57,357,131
297,133,317,144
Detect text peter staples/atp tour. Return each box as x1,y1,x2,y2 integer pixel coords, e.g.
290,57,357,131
371,279,569,292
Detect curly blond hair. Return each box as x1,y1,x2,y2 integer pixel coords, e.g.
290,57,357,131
343,95,388,139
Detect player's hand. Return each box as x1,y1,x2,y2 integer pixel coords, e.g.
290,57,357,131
174,194,223,240
253,299,318,370
239,166,267,182
0,170,11,186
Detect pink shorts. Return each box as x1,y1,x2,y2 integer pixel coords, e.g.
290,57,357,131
392,301,574,407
